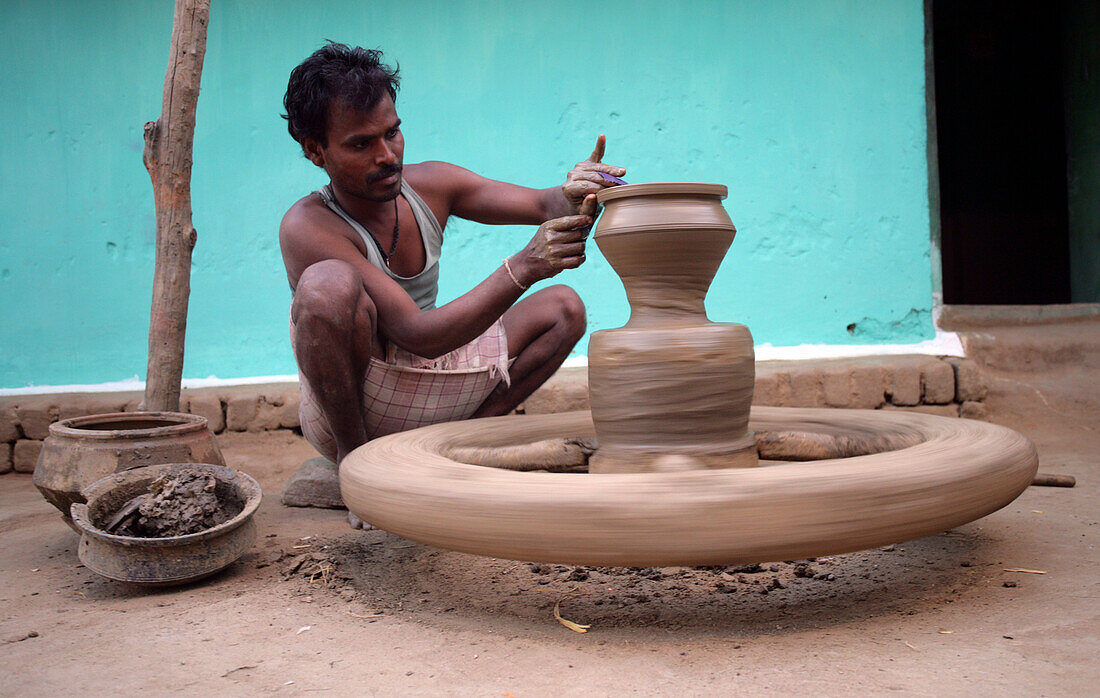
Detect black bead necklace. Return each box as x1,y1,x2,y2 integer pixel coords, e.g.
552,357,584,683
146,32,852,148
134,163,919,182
364,197,400,267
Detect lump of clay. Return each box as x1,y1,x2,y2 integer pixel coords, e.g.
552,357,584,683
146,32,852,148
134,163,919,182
114,468,230,538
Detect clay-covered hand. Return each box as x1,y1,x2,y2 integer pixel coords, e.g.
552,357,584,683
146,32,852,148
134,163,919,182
511,194,597,284
561,135,626,212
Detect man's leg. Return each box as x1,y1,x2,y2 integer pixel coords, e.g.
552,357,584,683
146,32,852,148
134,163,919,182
472,284,586,417
291,259,382,464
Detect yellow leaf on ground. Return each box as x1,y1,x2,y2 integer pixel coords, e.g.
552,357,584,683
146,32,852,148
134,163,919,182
554,589,591,634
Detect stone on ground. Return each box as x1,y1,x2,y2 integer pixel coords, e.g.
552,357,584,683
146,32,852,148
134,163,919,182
280,456,344,509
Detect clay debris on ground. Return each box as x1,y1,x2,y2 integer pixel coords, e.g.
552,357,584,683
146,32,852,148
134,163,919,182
269,528,1003,633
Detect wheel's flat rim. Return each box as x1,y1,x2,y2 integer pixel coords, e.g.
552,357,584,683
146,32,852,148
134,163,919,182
340,407,1038,567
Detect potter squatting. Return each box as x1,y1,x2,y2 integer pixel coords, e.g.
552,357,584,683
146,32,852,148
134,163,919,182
279,42,626,483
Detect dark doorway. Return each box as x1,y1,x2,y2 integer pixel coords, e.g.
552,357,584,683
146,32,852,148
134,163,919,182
933,0,1071,304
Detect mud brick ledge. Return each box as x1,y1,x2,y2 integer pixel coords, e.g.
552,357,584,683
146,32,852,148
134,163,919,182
0,384,302,475
1,355,986,475
518,355,987,418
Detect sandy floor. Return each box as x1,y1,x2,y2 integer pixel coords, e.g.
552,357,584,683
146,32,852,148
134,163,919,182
1,362,1097,695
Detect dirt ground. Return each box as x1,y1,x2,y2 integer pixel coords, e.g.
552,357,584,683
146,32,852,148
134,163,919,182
2,357,1097,695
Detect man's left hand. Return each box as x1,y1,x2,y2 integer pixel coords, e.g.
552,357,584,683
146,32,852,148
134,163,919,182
562,134,626,212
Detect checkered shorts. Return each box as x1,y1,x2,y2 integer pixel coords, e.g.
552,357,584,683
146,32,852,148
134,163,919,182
295,318,511,463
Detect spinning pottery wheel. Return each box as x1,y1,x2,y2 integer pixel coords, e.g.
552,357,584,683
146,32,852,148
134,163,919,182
341,183,1038,566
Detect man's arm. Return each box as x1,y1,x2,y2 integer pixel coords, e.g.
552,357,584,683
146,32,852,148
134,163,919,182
280,195,595,359
415,135,626,226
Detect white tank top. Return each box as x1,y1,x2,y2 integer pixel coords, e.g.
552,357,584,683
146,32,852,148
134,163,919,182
317,180,443,310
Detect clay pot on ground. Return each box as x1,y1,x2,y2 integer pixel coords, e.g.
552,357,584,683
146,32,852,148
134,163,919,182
588,182,756,473
33,412,225,527
70,462,261,586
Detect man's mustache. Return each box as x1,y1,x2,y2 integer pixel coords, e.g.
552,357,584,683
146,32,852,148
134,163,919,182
367,165,402,183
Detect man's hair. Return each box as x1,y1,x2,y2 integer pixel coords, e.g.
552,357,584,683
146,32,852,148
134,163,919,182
282,42,400,147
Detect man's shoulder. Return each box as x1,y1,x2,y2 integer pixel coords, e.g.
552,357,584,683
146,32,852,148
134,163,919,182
402,162,470,224
279,192,355,262
403,161,459,189
280,191,332,236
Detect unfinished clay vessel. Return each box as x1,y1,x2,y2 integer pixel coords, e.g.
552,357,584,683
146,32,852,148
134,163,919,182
33,412,225,527
588,183,756,473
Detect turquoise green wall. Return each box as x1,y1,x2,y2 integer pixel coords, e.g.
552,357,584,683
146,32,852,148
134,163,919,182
1063,1,1100,302
0,0,934,389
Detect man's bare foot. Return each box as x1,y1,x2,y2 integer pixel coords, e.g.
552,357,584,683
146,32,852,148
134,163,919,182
348,511,375,530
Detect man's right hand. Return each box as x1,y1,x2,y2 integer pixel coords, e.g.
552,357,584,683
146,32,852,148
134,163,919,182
510,194,597,285
561,135,626,212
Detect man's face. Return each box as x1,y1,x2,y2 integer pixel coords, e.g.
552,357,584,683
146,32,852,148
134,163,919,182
305,93,405,202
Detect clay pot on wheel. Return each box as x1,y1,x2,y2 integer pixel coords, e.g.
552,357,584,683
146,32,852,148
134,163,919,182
589,183,756,473
33,412,225,528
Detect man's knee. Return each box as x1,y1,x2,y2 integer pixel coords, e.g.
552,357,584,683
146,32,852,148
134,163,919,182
292,260,377,331
546,284,587,341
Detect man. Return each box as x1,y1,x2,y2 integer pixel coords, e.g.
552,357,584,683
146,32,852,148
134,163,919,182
280,42,626,469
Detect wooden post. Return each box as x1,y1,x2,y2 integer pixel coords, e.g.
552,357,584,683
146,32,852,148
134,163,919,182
1031,473,1076,487
142,0,210,412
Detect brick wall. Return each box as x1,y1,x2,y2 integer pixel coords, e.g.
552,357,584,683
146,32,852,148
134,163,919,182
519,355,988,418
0,384,300,475
0,355,986,475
